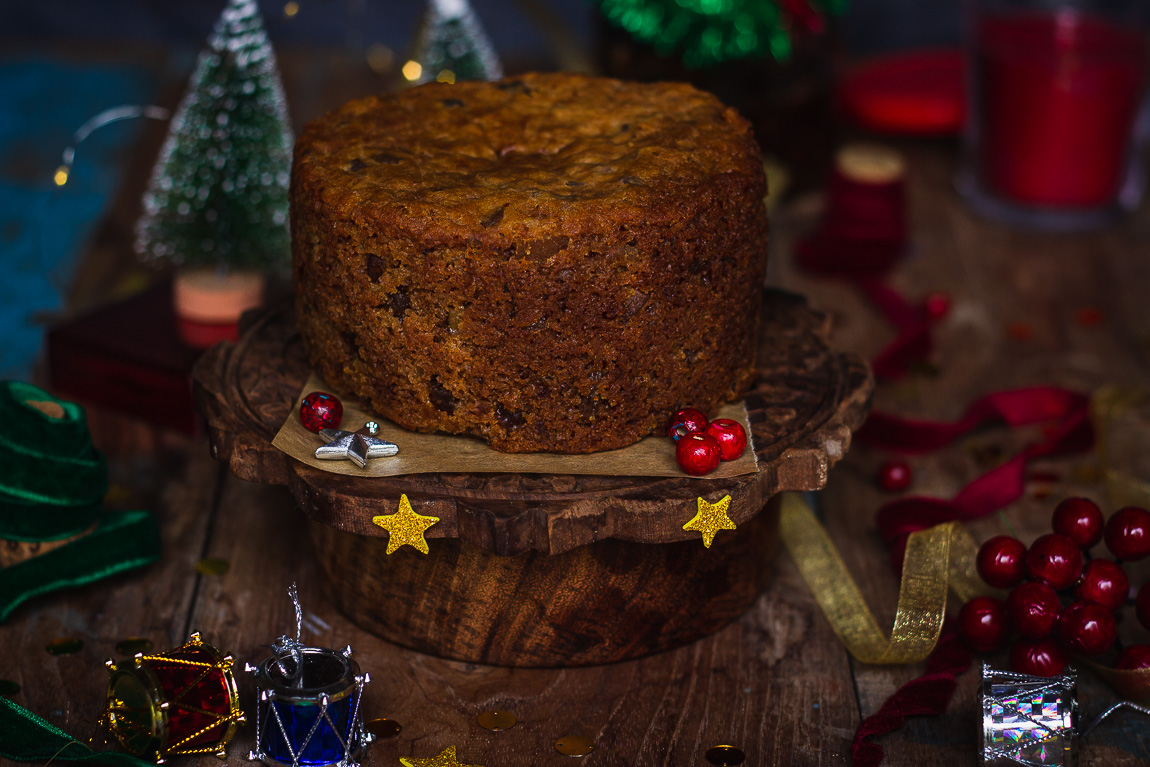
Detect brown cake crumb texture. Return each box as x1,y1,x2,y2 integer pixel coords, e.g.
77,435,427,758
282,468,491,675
292,72,769,454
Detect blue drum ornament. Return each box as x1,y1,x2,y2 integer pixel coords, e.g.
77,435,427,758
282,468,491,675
248,586,372,767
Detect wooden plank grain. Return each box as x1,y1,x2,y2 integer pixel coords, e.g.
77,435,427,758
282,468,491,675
177,471,860,766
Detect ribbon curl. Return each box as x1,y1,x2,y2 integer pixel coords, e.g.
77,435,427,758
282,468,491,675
780,493,987,665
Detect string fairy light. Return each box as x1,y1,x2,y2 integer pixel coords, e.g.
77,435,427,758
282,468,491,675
54,105,170,187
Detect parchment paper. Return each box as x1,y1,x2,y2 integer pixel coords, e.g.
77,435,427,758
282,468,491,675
272,373,759,479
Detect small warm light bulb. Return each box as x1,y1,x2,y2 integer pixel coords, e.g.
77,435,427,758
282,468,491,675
436,69,456,85
402,60,423,82
283,1,299,18
54,166,69,186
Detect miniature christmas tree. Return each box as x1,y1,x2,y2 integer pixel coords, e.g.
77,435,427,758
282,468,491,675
136,0,293,274
408,0,503,85
596,0,847,68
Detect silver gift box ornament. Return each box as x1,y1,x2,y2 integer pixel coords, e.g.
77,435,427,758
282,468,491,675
979,663,1078,767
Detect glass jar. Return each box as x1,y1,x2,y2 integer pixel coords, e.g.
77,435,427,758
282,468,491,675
957,0,1150,230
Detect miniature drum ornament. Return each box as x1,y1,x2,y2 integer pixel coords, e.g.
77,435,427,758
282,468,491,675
978,664,1078,766
250,646,370,767
102,631,243,761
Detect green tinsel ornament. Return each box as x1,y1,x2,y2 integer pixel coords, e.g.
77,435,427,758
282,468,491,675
597,0,847,68
408,0,503,85
136,0,293,273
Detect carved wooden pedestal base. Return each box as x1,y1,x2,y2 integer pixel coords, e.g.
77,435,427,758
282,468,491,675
195,289,871,667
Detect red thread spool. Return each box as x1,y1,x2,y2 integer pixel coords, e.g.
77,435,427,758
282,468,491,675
797,144,907,277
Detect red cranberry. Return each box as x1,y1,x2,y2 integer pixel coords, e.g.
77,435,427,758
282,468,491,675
1010,637,1069,677
958,596,1011,652
667,408,709,441
1026,533,1083,591
977,536,1027,589
675,433,721,476
1051,497,1104,549
299,391,343,433
1115,645,1150,670
1105,507,1150,561
877,460,912,492
1007,582,1062,639
705,419,747,461
1058,601,1118,657
924,291,951,320
1137,582,1150,631
1074,559,1129,612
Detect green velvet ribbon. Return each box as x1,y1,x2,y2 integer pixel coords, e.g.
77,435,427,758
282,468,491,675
0,381,107,540
0,381,162,622
0,509,161,622
0,696,155,766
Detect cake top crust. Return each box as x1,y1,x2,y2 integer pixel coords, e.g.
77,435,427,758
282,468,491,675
293,72,765,239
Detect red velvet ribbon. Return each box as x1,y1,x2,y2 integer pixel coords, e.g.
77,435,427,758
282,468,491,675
860,387,1094,565
796,167,935,379
851,627,973,767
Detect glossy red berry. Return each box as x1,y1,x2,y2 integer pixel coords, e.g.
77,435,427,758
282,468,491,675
1116,645,1150,670
977,536,1027,589
1026,533,1083,591
1010,637,1069,677
924,292,951,320
676,433,721,476
1058,600,1118,657
1137,582,1150,631
667,408,709,441
1105,507,1150,561
877,460,912,492
705,419,747,461
1006,581,1062,638
1051,497,1104,549
299,391,343,433
958,596,1011,652
1074,559,1129,612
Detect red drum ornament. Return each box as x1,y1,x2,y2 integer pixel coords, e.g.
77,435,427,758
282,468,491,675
102,631,243,761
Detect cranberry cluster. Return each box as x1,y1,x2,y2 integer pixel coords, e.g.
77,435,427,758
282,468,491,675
960,498,1150,676
667,408,747,476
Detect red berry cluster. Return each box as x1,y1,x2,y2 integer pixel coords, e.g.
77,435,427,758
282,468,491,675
667,408,747,476
960,498,1150,676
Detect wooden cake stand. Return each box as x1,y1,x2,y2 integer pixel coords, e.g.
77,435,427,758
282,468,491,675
194,289,872,667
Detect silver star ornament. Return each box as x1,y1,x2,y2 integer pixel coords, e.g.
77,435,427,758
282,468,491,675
314,421,398,468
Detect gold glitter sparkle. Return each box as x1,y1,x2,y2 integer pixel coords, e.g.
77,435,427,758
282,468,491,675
400,745,483,767
373,494,439,554
683,495,735,548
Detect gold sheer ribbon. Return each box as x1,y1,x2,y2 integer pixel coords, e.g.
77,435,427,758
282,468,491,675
779,493,988,664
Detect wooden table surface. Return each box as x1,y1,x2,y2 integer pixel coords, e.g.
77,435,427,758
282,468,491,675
3,51,1150,767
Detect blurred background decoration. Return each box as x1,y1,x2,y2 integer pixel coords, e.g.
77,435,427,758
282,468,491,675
0,0,1060,389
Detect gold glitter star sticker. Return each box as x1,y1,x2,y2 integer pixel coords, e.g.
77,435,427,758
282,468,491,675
372,494,439,554
400,746,484,767
683,494,736,548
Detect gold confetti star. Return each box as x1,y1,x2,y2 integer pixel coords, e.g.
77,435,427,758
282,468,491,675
683,495,735,548
372,494,439,554
400,745,483,767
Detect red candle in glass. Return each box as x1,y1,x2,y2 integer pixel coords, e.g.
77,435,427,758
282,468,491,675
977,12,1148,208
